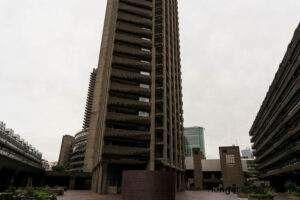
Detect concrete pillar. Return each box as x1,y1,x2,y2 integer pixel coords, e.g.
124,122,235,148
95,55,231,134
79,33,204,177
177,171,180,192
193,148,204,189
69,177,75,190
92,165,100,192
97,165,103,194
182,172,185,191
101,163,108,194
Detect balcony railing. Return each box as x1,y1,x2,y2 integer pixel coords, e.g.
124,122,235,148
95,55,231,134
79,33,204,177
0,146,42,169
0,132,42,163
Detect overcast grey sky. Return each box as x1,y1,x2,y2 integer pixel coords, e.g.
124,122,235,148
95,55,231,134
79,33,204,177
0,0,299,161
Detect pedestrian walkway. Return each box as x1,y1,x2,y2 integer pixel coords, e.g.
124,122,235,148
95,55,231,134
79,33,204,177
58,190,289,200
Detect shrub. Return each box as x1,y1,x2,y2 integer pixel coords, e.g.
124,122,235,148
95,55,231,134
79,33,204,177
285,181,297,192
249,193,275,198
239,186,251,194
23,186,34,197
33,191,51,199
247,183,277,197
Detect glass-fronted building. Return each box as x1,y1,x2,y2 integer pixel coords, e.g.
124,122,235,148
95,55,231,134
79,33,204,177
241,148,254,159
184,127,205,157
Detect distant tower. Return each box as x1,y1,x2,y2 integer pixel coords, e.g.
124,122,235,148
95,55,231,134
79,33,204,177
83,68,97,130
58,68,96,171
184,127,206,158
83,0,185,194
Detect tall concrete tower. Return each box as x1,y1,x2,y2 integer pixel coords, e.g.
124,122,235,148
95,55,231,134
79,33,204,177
84,0,185,194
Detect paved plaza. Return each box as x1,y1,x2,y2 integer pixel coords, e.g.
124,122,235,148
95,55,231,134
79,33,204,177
58,190,289,200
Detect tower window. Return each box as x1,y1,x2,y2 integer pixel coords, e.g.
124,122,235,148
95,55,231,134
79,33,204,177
140,71,150,76
138,111,149,117
139,97,150,103
140,83,150,89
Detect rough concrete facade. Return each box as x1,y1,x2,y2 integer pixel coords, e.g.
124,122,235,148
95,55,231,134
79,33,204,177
83,69,97,130
58,135,74,168
192,148,204,189
83,0,185,194
249,23,300,187
219,146,245,188
69,130,88,171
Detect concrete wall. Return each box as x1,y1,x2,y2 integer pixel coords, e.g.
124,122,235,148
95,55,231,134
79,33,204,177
58,135,74,168
219,146,245,188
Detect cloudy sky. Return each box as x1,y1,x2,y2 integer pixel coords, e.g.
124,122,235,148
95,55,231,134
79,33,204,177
0,0,299,161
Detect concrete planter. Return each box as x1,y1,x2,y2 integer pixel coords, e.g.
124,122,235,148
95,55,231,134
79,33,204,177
49,189,64,196
248,196,274,200
237,193,249,198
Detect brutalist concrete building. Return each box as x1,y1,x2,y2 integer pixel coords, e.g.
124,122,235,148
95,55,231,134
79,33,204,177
58,69,96,172
186,146,247,189
249,23,300,188
59,0,185,194
0,121,43,191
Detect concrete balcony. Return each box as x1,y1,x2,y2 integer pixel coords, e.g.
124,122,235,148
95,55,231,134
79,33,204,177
112,56,151,72
256,125,300,162
118,11,152,28
103,145,150,157
106,112,150,125
70,153,85,161
120,0,152,10
251,73,300,147
114,44,152,60
119,2,152,19
116,22,152,38
72,146,86,154
0,146,42,169
115,33,152,49
105,128,150,141
261,161,300,178
258,144,300,170
111,68,151,83
254,104,300,154
108,96,150,110
110,83,151,96
70,160,84,167
0,133,41,164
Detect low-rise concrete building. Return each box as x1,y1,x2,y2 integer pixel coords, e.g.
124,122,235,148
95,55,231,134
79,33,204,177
185,146,253,190
0,121,43,191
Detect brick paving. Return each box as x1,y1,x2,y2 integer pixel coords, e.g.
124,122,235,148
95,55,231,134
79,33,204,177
58,190,289,200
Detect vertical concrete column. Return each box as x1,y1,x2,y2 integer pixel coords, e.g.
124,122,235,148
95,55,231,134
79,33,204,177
181,172,185,191
69,177,75,190
97,165,103,193
101,163,108,194
177,171,180,192
193,148,204,189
